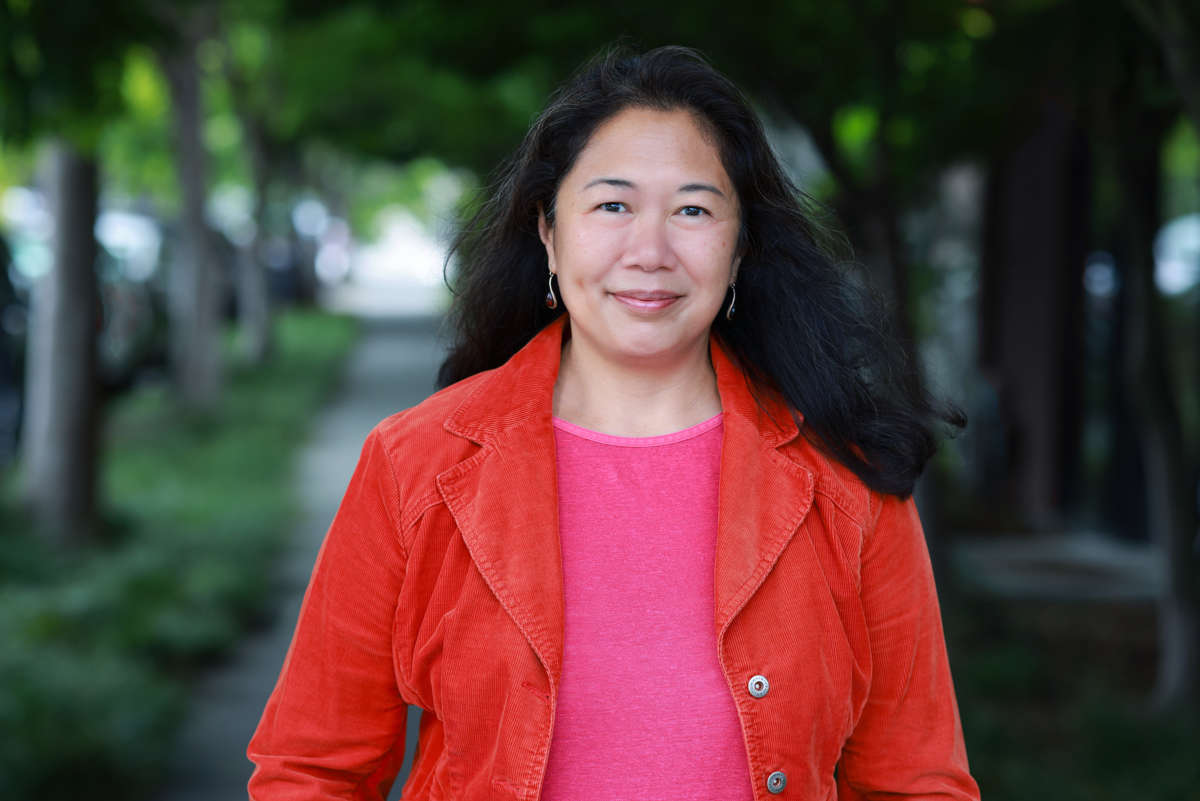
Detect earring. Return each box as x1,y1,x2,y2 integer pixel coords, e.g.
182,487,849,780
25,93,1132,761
545,271,558,309
724,282,736,320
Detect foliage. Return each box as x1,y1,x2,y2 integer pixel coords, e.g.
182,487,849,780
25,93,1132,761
0,641,181,800
99,40,255,218
0,0,166,150
234,0,997,198
0,140,34,193
226,1,556,174
0,309,357,800
97,47,180,211
1162,118,1200,220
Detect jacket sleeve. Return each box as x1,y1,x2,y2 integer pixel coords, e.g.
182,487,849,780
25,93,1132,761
248,428,410,800
837,493,980,800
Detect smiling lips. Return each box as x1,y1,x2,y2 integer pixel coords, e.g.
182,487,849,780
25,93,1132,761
611,290,682,312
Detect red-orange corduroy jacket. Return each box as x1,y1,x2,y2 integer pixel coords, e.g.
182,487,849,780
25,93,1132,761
247,315,980,801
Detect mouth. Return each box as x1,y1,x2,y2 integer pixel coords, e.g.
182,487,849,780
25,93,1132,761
610,290,682,312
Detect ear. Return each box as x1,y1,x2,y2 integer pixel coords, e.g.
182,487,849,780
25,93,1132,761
730,253,742,285
537,205,556,273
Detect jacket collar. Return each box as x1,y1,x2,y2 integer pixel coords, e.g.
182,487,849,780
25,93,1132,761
437,316,815,688
443,315,802,447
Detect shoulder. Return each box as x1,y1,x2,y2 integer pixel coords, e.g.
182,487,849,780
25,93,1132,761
779,433,924,599
779,432,880,531
364,369,495,521
787,435,922,561
373,368,489,444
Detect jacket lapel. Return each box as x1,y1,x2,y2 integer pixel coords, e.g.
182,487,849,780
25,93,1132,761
437,318,568,686
710,338,816,638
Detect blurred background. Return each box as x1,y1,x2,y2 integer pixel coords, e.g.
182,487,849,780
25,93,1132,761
1,1,1198,799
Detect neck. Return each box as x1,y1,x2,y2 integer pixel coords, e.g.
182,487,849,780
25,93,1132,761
552,331,722,437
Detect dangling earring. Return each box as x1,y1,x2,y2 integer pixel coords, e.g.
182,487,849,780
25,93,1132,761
724,282,737,320
545,271,559,309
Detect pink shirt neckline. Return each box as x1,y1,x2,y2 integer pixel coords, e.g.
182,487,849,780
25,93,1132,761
550,411,724,447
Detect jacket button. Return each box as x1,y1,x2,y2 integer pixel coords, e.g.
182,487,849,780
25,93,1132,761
766,770,787,793
748,674,770,698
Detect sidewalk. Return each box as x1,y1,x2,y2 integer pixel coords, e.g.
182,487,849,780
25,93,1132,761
152,314,444,801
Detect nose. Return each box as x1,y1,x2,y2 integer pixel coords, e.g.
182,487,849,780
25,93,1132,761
622,213,673,271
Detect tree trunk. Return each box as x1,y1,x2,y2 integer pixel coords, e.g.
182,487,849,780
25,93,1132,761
289,225,318,306
1124,225,1199,715
236,240,271,364
21,142,99,543
977,99,1089,528
806,119,913,338
159,21,222,412
224,46,273,365
1112,107,1200,713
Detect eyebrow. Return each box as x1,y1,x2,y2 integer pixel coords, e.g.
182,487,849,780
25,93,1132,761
678,183,726,198
584,178,635,190
582,177,727,198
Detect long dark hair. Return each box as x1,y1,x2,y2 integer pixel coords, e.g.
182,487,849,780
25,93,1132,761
438,45,964,497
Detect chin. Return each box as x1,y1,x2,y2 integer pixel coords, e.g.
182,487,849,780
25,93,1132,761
610,333,698,365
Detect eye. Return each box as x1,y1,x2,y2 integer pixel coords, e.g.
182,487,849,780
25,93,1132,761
598,201,627,213
679,205,708,217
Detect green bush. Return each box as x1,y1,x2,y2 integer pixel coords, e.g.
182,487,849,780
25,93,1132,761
0,643,182,799
0,309,358,800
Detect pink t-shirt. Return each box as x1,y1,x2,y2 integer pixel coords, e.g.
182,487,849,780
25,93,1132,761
540,412,753,801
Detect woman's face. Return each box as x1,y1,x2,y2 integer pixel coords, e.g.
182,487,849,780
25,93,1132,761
538,106,741,372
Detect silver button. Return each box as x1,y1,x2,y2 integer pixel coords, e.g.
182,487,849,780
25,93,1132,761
748,674,770,698
767,770,787,793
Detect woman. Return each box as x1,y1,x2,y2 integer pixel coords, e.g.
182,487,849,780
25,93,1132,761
249,46,979,801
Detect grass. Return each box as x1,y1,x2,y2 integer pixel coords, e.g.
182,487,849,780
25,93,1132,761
0,309,358,801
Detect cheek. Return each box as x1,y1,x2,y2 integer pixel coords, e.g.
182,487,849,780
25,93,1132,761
679,236,737,280
559,232,613,281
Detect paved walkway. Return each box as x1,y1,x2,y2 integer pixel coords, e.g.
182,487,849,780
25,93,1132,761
153,314,444,801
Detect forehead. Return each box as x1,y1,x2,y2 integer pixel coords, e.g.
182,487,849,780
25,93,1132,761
565,107,732,192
